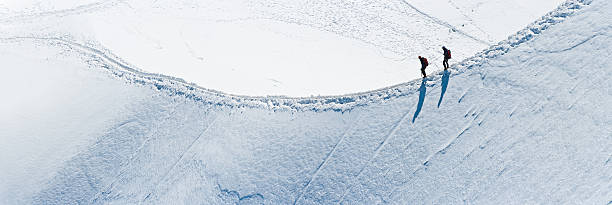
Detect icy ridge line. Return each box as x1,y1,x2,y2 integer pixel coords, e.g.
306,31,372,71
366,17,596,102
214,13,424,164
18,0,593,112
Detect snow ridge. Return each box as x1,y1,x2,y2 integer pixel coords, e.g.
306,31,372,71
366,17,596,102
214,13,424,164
8,0,592,112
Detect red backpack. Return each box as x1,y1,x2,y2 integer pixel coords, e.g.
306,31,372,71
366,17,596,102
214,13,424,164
445,49,452,59
423,58,428,66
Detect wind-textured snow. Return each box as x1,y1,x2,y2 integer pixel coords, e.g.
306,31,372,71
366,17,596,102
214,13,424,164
1,0,611,204
0,0,565,96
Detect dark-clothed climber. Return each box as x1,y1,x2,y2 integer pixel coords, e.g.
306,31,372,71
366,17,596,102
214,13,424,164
442,46,452,70
418,56,428,78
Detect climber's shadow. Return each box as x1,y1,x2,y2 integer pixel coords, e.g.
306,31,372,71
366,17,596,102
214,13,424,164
438,70,450,108
412,78,427,123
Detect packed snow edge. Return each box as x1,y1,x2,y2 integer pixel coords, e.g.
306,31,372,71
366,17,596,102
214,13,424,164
4,0,592,112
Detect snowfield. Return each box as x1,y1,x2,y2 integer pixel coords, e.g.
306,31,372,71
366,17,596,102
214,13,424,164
1,0,611,204
1,0,565,96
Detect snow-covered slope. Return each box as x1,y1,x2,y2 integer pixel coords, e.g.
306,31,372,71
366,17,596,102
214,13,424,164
1,0,611,204
0,0,564,96
0,43,158,204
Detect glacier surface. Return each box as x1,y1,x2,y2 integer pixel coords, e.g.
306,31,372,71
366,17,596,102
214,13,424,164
0,0,610,204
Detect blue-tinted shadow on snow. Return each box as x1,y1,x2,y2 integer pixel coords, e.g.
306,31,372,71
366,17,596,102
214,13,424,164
412,79,427,123
438,70,450,108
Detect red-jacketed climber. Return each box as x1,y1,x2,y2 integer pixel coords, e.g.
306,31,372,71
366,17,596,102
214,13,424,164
442,46,452,70
418,56,428,78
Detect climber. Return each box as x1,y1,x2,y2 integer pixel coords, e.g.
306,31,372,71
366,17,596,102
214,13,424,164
442,46,452,70
418,56,428,78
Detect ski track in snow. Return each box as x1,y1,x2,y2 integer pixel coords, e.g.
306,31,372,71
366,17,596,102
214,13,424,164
140,114,219,204
398,0,491,45
293,113,361,205
337,106,413,204
419,110,478,170
90,105,181,204
0,0,591,113
535,32,604,53
446,0,492,41
2,0,609,204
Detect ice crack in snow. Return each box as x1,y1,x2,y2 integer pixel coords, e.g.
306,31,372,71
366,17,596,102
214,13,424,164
398,0,491,45
140,114,218,204
293,113,361,205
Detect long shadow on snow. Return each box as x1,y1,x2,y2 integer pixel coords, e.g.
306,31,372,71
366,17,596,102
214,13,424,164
438,70,450,108
412,79,427,123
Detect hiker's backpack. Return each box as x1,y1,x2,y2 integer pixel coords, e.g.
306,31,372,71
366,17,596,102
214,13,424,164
423,58,428,66
446,49,452,59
